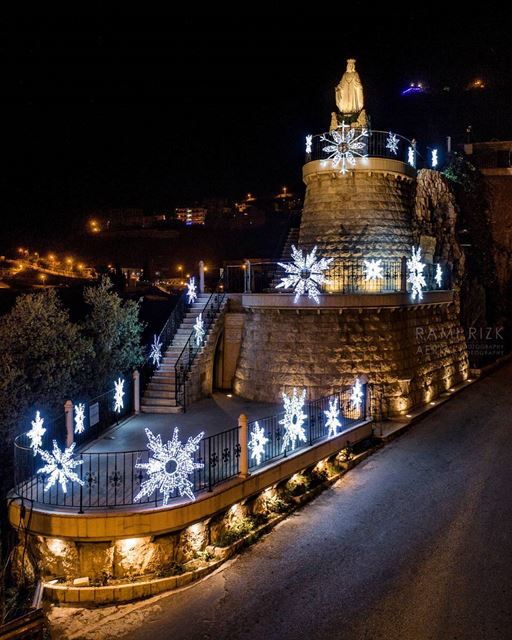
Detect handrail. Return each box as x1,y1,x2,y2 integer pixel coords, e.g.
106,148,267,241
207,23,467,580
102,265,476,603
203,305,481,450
140,288,190,392
174,276,226,411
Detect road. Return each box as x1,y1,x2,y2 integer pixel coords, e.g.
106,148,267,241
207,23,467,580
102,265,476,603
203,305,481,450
117,363,512,639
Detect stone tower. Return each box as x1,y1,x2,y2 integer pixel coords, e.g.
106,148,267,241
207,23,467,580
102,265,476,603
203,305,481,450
232,61,469,417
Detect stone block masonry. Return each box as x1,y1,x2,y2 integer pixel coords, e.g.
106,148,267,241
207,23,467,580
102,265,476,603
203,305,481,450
233,303,469,416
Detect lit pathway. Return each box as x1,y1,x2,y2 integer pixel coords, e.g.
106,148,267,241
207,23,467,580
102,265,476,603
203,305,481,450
105,360,512,640
84,393,280,453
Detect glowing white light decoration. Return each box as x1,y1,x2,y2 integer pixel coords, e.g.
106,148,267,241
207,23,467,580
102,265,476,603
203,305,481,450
114,378,125,413
364,259,384,281
248,421,269,466
407,246,427,301
134,427,204,504
350,380,364,412
187,277,197,304
279,388,307,452
74,403,86,434
407,146,416,167
276,245,333,304
149,334,163,368
431,148,438,168
305,134,312,154
36,441,84,493
320,122,368,174
194,313,205,346
27,411,46,454
435,263,443,288
386,132,399,155
324,397,342,438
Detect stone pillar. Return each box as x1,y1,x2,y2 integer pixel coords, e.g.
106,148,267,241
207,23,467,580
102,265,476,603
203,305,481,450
238,413,249,477
133,370,140,414
64,400,73,447
199,261,205,293
243,260,251,293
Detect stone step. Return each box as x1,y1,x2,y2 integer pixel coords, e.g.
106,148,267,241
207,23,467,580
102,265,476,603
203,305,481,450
148,383,176,392
141,404,183,414
140,396,176,406
145,389,176,399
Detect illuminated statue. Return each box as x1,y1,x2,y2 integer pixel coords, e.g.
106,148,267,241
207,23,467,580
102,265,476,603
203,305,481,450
335,59,365,115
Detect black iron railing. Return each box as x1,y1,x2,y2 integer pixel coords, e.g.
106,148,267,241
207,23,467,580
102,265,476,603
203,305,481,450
248,386,367,471
174,277,226,410
140,289,190,393
305,128,421,168
224,257,451,295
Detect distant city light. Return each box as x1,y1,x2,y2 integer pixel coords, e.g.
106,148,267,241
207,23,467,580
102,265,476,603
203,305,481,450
467,78,485,90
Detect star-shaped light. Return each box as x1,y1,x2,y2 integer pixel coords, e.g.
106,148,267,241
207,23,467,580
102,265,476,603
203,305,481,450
350,380,364,412
194,313,205,346
149,334,163,368
320,122,368,174
74,402,86,434
407,246,427,301
36,441,84,493
305,134,312,154
435,263,443,288
276,245,333,304
408,146,416,168
364,259,384,281
27,411,46,454
248,421,269,466
324,397,342,438
386,132,399,155
280,388,308,452
134,427,204,504
187,277,197,304
114,378,125,413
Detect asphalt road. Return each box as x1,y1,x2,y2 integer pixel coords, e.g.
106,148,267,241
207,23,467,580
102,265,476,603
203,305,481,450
126,363,512,640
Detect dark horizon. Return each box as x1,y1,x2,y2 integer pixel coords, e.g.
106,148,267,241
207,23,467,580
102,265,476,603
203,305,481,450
1,12,511,246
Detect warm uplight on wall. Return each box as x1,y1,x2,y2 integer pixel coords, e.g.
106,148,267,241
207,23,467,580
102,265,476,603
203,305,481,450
47,538,67,555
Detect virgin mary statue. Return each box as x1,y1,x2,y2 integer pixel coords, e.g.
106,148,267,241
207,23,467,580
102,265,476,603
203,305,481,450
335,59,364,114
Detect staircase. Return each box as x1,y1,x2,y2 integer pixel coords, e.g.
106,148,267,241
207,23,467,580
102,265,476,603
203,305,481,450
271,227,300,289
141,294,211,414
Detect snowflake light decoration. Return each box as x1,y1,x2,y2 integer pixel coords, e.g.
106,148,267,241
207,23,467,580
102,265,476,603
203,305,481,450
386,132,399,155
194,313,205,346
350,380,364,412
187,277,197,304
36,441,84,493
324,397,342,438
114,378,125,413
407,146,416,168
276,245,333,304
364,259,384,281
27,411,46,454
279,388,307,452
149,334,163,368
134,427,204,504
320,122,368,174
305,134,312,154
431,148,439,168
74,403,86,434
248,421,269,466
435,263,443,288
407,246,427,301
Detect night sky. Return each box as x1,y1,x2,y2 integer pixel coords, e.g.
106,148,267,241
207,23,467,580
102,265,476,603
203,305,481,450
1,12,511,246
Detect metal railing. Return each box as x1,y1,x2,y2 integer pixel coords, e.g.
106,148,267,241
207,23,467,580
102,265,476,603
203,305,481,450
224,258,451,295
13,424,240,511
140,289,190,393
305,128,421,168
248,386,367,471
73,377,133,448
174,277,226,410
12,385,369,512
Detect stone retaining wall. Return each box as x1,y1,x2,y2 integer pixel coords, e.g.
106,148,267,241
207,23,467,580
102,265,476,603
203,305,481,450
233,303,469,416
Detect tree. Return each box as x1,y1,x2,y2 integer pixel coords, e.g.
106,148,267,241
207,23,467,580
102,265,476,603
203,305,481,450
82,276,145,395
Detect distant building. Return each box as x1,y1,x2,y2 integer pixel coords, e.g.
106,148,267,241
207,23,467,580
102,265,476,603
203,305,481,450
175,207,207,225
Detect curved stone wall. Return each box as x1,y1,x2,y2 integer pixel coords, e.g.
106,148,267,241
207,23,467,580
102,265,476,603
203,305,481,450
299,166,415,259
233,303,469,416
